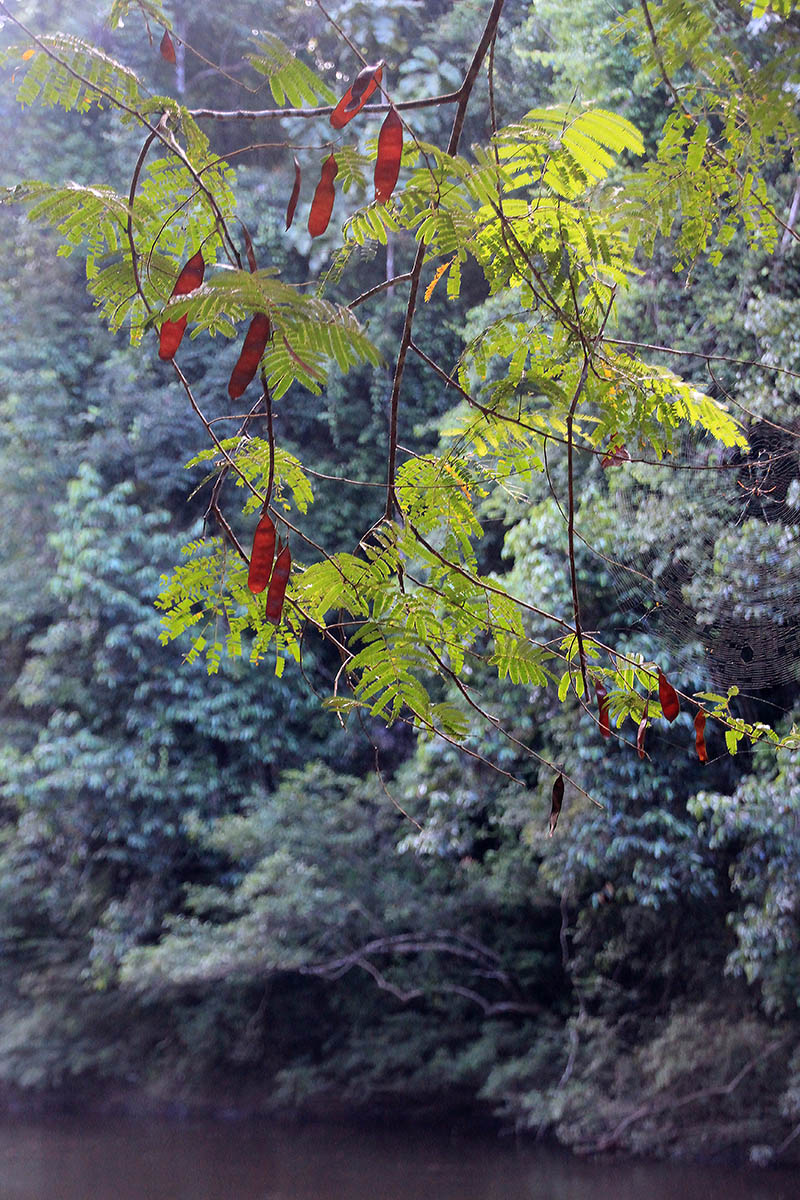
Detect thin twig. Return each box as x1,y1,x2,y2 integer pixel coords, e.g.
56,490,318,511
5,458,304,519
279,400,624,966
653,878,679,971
349,272,414,309
384,1,507,517
1,4,242,266
188,95,462,121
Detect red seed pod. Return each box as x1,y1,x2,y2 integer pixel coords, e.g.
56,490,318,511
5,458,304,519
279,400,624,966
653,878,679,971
158,314,187,360
265,543,292,624
375,107,403,203
247,512,276,595
549,772,564,837
308,154,338,238
228,313,271,400
330,61,384,129
658,669,680,723
637,700,649,760
601,440,631,469
695,710,708,763
595,679,610,739
158,250,205,360
286,156,302,231
160,30,176,64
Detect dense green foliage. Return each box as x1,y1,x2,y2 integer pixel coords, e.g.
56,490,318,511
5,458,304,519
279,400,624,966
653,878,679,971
0,0,799,1163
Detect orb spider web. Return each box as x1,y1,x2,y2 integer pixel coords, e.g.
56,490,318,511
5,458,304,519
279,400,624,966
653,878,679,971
597,423,800,691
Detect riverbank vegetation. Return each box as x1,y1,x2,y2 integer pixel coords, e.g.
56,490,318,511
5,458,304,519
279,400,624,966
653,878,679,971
0,0,799,1163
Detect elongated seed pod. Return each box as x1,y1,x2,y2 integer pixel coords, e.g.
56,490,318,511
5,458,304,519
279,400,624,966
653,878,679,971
595,679,610,739
159,250,204,360
308,154,338,238
265,543,291,623
658,669,680,723
330,62,384,129
247,513,276,595
549,773,564,837
695,710,708,763
375,107,403,203
241,221,258,273
286,157,301,230
228,313,271,400
160,30,176,63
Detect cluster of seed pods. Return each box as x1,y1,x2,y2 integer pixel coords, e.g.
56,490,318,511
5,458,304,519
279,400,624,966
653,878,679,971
154,57,406,625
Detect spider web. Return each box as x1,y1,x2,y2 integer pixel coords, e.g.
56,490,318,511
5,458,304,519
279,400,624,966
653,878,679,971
597,426,800,690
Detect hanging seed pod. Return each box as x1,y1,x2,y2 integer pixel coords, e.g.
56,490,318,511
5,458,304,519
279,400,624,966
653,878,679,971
695,710,708,763
549,773,564,837
637,700,649,760
374,107,403,203
265,542,292,624
658,669,680,723
241,222,258,273
228,313,271,400
158,250,204,360
160,30,176,64
595,679,610,739
308,154,338,238
286,156,302,230
247,512,276,595
330,61,384,129
601,439,630,468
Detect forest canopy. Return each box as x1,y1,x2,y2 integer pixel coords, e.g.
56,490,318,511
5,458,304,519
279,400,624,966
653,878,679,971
0,0,798,1164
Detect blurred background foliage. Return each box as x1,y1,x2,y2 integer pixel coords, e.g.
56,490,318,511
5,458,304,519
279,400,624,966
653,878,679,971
0,0,798,1163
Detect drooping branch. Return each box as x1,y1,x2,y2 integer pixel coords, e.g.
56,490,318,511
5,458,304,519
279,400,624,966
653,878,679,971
584,1037,790,1155
299,930,542,1017
383,0,507,520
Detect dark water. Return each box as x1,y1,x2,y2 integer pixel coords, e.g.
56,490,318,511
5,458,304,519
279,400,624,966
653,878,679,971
0,1115,797,1200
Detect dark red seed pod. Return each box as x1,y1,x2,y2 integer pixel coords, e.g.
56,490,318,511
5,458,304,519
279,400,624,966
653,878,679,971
658,669,680,723
595,679,610,739
247,513,276,595
308,154,338,238
158,314,187,360
601,440,630,468
695,710,708,763
160,30,176,64
228,313,271,400
265,543,291,624
549,773,564,837
158,250,205,360
374,107,403,203
286,156,301,231
330,62,384,129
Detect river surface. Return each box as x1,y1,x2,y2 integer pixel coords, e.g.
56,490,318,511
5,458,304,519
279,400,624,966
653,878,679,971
0,1115,797,1200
